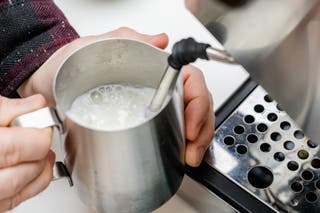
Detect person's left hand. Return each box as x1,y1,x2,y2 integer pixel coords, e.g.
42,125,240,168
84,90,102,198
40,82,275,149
18,27,214,167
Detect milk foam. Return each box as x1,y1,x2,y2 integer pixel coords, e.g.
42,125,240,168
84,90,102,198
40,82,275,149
67,84,163,130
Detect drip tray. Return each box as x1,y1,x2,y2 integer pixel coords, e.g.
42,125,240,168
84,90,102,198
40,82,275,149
204,86,320,212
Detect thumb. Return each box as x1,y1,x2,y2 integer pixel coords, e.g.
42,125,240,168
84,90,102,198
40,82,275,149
99,27,169,49
0,94,46,126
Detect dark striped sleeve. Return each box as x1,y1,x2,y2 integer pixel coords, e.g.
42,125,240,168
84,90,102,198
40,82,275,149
0,0,79,97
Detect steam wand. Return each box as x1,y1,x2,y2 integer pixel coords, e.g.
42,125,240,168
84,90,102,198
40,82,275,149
149,38,236,111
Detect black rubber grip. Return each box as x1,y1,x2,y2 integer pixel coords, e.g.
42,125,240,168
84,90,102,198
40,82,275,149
168,38,211,70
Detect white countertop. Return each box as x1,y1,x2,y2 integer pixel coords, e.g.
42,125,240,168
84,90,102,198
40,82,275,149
10,0,248,212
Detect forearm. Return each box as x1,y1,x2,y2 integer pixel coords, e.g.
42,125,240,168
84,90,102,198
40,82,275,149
0,0,78,97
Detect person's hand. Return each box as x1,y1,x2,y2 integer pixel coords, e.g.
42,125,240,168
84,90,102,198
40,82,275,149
18,27,214,167
0,95,54,211
183,65,215,167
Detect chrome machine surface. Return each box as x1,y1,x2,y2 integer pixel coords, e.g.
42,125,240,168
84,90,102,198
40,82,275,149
186,0,320,140
206,86,320,212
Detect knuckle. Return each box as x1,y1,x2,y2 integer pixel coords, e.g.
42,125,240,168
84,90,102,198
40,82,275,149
116,27,134,36
33,94,47,108
1,133,19,166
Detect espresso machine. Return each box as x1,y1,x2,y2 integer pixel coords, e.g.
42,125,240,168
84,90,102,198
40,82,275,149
182,0,320,212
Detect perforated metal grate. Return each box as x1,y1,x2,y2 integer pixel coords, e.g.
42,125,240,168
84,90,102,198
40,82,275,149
205,86,320,212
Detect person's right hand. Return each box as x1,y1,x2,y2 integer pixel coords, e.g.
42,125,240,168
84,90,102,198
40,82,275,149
0,94,54,212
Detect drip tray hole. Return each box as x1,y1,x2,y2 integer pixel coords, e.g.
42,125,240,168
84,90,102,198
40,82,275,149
280,121,291,130
248,166,274,189
234,125,245,134
274,152,285,161
271,132,281,141
307,140,318,148
301,170,314,181
223,136,235,146
267,113,278,122
254,104,264,113
287,161,299,171
247,134,258,143
236,145,248,155
311,158,320,169
264,95,273,102
260,143,271,152
244,115,255,124
315,180,320,190
298,149,309,160
284,141,295,150
291,182,303,193
257,123,268,133
305,192,318,203
294,130,305,139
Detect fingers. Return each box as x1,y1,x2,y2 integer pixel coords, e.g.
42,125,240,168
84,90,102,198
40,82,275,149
186,106,215,167
101,27,169,49
0,94,46,127
0,127,52,168
0,160,46,200
182,65,215,167
0,153,54,212
184,95,210,141
183,65,211,141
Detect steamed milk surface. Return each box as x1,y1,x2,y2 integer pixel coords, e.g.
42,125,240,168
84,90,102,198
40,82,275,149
67,84,162,131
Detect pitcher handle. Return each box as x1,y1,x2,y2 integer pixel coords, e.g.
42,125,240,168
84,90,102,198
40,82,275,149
12,107,73,186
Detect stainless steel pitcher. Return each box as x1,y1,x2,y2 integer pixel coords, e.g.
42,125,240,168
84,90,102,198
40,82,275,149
13,39,185,213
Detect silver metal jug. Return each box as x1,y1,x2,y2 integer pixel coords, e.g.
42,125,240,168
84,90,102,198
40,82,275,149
13,39,185,213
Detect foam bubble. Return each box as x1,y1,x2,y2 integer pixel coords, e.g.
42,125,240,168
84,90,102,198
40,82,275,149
67,83,164,130
89,90,103,104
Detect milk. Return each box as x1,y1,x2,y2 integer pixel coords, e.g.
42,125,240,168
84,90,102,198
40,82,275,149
67,84,164,131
